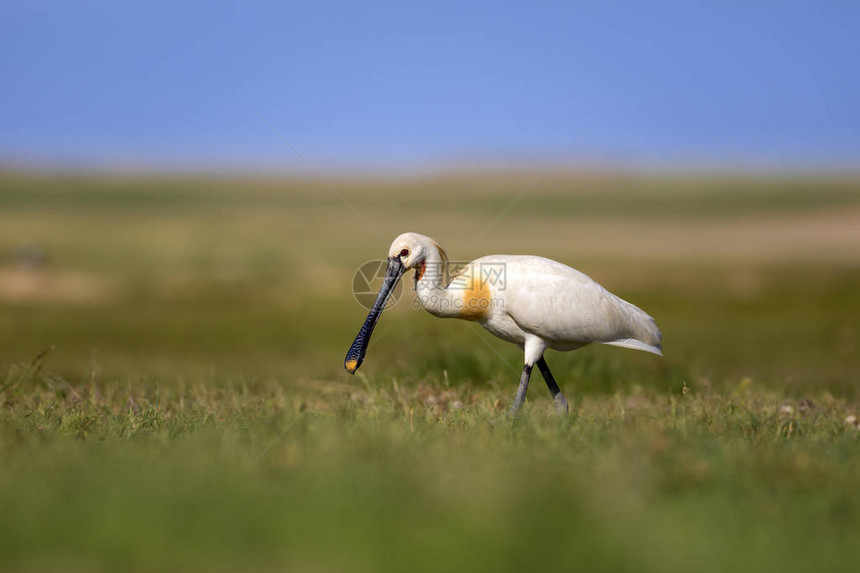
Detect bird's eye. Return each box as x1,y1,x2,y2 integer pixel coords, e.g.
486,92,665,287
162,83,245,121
400,248,409,257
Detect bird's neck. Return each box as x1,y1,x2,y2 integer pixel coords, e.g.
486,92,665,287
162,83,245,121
413,247,459,318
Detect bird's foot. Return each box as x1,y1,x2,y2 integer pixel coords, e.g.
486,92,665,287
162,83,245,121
553,393,570,418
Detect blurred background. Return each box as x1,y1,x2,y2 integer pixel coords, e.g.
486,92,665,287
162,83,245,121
1,0,857,391
3,2,860,572
3,1,859,172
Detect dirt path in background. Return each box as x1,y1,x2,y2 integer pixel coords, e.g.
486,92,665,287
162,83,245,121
469,206,860,265
0,270,114,304
2,204,858,303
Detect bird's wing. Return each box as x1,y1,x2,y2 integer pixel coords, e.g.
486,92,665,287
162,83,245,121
494,256,662,353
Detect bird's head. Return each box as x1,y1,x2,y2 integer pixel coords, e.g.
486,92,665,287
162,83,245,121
344,232,443,374
386,232,439,270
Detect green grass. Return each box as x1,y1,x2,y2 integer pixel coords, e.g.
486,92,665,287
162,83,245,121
2,377,859,573
1,170,859,572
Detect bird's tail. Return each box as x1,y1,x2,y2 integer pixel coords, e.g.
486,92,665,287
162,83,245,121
603,336,662,356
603,300,663,356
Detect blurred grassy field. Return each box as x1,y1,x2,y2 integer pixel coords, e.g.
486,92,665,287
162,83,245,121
1,170,859,572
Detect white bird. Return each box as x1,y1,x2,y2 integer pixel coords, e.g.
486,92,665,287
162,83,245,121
345,232,662,416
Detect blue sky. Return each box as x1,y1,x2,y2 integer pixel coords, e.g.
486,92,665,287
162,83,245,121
1,1,858,172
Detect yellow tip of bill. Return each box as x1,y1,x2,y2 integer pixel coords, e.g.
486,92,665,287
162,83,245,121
345,359,358,374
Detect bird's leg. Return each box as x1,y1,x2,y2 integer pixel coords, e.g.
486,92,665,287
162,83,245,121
536,357,569,417
508,364,533,417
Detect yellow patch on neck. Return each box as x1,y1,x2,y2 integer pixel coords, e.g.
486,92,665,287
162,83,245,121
458,268,492,321
345,359,358,374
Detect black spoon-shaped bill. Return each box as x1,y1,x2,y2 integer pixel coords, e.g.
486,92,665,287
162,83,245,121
344,256,405,373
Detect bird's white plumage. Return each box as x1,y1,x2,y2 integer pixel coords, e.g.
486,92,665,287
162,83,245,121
390,232,662,359
366,232,663,414
470,254,662,355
